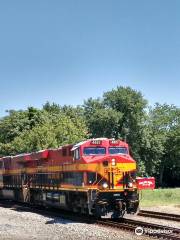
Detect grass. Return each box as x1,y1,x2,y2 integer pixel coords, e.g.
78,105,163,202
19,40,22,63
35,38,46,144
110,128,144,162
139,188,180,207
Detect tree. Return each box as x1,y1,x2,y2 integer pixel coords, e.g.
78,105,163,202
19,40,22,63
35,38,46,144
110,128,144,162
0,106,88,156
0,110,30,143
84,98,122,138
145,104,180,186
84,86,148,164
43,101,61,114
163,125,180,187
103,86,147,145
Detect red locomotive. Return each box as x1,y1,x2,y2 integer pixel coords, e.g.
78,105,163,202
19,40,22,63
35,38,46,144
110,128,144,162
0,138,141,218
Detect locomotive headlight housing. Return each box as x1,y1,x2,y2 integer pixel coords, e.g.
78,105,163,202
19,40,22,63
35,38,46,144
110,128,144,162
111,158,116,166
128,182,133,188
102,182,108,189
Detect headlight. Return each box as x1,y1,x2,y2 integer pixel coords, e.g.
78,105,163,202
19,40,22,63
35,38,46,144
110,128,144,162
102,182,108,188
128,182,133,188
111,158,116,166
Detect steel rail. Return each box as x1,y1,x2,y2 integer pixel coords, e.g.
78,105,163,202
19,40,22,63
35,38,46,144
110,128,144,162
96,218,180,240
138,210,180,222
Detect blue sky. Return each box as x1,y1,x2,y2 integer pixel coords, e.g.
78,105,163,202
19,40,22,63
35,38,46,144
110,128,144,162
0,0,179,117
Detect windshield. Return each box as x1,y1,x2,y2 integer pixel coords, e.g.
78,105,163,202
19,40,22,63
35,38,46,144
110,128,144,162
83,147,106,155
109,147,128,155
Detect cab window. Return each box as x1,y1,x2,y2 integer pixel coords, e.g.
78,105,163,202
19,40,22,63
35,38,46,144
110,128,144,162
83,147,106,155
109,147,128,155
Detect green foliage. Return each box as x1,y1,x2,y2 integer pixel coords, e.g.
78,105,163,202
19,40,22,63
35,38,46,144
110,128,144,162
84,98,122,138
0,110,30,143
43,101,61,114
84,86,148,162
0,103,88,156
144,104,180,186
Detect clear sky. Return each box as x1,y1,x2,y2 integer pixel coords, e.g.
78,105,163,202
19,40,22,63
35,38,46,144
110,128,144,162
0,0,179,117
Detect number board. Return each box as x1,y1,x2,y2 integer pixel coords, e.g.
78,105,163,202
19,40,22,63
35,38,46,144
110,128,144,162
109,140,119,145
91,140,102,145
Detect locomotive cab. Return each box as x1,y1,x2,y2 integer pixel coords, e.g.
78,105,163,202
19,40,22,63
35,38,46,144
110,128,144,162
71,138,139,218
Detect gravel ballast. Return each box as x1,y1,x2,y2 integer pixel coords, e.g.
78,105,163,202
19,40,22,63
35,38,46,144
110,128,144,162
0,206,152,240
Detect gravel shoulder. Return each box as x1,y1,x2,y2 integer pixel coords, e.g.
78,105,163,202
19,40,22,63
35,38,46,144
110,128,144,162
0,206,152,240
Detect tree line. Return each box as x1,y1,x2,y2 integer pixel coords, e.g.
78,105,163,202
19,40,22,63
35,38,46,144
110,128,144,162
0,86,179,187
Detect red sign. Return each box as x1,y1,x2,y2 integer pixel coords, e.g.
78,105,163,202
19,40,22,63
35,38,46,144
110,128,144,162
136,177,155,190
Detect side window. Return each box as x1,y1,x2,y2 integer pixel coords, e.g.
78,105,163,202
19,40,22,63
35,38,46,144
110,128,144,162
74,148,80,160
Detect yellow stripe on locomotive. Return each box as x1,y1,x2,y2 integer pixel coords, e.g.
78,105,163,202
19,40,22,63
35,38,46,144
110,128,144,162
0,138,139,218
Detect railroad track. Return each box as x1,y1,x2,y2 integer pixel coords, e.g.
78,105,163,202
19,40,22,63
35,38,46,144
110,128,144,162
138,210,180,222
97,218,180,240
0,200,180,239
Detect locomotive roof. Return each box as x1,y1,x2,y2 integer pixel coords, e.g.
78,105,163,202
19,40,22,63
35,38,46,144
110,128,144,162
71,138,128,151
0,138,128,161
